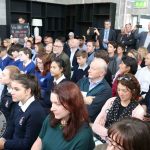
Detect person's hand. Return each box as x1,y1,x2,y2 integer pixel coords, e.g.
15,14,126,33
94,28,100,36
84,96,95,105
0,138,6,149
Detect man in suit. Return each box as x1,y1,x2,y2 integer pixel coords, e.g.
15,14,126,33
99,20,116,50
135,22,150,52
77,58,112,122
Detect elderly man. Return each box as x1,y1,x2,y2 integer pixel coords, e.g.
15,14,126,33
78,58,112,122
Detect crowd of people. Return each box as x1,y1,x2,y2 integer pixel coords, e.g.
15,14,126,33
0,18,150,150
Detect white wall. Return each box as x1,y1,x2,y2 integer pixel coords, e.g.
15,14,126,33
0,0,6,25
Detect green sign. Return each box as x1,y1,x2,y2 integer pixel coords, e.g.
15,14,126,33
134,0,148,8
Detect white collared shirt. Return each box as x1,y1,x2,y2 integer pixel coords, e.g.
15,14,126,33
18,96,35,112
70,48,77,67
78,63,88,71
54,74,66,85
23,60,32,67
1,54,8,60
14,57,20,61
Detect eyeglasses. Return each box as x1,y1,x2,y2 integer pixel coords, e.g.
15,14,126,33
106,136,124,150
117,76,132,81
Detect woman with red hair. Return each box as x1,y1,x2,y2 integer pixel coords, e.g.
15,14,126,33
32,81,95,150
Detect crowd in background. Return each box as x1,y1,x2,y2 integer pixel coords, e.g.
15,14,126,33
0,18,150,150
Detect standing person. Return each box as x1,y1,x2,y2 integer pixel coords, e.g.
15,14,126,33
135,52,150,98
0,74,46,150
92,73,145,143
120,23,135,52
99,20,116,50
31,81,95,150
18,47,35,74
134,22,150,52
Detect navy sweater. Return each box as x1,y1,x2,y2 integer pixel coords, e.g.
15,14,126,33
0,85,15,121
0,56,13,70
3,100,46,150
18,61,35,74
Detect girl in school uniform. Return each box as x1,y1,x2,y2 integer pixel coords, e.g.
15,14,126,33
0,65,20,121
50,58,67,86
35,53,53,109
0,74,46,150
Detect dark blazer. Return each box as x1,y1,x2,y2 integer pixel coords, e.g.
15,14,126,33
119,33,135,51
0,85,14,121
135,30,150,52
3,100,46,150
99,29,116,49
65,48,79,69
71,65,89,83
77,77,112,122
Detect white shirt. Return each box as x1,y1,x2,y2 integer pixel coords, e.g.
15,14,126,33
135,66,150,93
1,54,8,60
23,60,32,67
70,48,77,67
18,96,35,112
54,74,66,85
78,63,88,71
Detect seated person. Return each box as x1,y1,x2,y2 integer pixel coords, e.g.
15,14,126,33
0,66,20,121
18,47,35,74
0,74,46,150
135,52,150,98
106,118,150,150
31,81,95,150
92,73,145,143
0,46,13,70
94,50,112,87
71,50,89,83
9,44,23,67
78,58,112,122
35,53,53,109
112,56,138,96
50,58,67,86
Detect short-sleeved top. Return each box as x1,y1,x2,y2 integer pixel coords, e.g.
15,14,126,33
39,115,95,150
